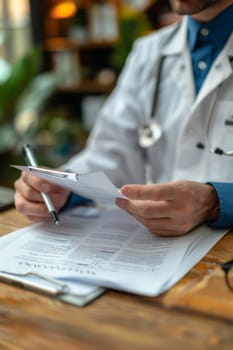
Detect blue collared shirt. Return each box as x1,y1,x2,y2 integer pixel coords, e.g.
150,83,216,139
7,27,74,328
188,4,233,93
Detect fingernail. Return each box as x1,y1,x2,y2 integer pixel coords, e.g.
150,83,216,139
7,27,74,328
121,187,128,196
115,198,121,206
115,198,125,208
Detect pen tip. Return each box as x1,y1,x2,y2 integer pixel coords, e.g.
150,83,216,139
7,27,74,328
50,211,60,226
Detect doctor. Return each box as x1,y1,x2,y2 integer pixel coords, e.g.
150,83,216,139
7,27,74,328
14,0,233,236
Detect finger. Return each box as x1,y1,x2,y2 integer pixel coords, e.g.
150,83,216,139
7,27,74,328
116,198,193,235
16,173,69,203
15,177,44,203
116,198,172,219
25,215,50,223
132,214,190,237
120,183,178,201
21,172,64,194
14,192,51,218
21,172,52,192
49,192,70,210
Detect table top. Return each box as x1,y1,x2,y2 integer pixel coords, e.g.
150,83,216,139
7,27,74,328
0,209,233,350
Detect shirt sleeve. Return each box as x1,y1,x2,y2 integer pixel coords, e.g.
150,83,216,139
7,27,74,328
208,182,233,228
60,192,93,212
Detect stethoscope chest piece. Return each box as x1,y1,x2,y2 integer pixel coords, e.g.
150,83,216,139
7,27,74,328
138,121,162,148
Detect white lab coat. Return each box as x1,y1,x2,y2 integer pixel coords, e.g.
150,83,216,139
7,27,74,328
64,17,233,187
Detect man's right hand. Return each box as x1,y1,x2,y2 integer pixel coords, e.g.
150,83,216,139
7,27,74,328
14,171,70,222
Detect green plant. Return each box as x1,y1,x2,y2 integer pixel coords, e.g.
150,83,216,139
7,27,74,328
35,106,86,167
0,47,87,183
0,47,62,184
0,47,68,153
0,47,41,153
110,6,150,73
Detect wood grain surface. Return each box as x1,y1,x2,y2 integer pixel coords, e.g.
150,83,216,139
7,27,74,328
0,209,233,350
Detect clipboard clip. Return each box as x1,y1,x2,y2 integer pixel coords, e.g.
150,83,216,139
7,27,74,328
0,270,70,296
28,166,79,181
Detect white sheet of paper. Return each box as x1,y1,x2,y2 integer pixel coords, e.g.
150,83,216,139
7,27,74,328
0,207,227,296
0,227,105,304
12,165,126,205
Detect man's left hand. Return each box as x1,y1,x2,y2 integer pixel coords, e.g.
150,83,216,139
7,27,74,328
116,181,220,236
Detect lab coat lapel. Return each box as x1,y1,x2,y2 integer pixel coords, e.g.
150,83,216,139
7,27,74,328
138,19,190,121
194,33,233,108
162,17,196,104
171,48,196,103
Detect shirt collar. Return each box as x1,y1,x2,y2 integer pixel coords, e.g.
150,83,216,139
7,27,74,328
188,4,233,51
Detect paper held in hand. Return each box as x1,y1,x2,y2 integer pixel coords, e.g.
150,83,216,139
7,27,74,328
12,165,127,205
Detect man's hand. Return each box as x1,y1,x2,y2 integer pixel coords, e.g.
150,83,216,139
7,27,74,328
14,172,70,222
116,181,220,236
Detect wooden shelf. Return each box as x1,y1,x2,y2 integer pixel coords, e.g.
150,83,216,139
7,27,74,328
58,79,115,94
44,37,118,52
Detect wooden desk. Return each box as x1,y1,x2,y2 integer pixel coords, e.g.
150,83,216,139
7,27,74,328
0,209,233,350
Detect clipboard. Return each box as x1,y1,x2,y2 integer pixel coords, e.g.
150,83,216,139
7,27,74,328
0,229,105,307
0,270,105,307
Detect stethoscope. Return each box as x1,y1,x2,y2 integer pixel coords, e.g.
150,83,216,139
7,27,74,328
196,85,233,156
138,55,233,184
138,56,164,184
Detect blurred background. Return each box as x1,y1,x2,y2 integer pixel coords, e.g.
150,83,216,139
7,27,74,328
0,0,180,189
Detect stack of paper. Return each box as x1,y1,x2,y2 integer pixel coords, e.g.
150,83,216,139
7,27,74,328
0,206,227,301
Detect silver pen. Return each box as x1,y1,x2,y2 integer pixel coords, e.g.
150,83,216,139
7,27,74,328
22,144,59,226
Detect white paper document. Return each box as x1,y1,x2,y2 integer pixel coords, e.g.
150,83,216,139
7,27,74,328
0,220,105,306
12,165,126,205
0,206,228,297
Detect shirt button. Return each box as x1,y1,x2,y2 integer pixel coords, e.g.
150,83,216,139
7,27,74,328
198,61,207,70
200,28,209,36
